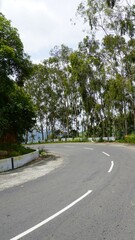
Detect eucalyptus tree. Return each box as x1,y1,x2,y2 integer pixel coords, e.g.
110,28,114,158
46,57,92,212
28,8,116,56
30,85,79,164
49,45,76,137
44,57,63,139
69,36,106,137
76,0,135,138
24,59,60,141
102,33,135,136
101,35,125,134
24,64,48,140
77,0,135,38
123,39,135,131
68,68,82,136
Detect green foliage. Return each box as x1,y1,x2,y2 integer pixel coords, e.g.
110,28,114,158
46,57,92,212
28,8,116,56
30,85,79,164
0,80,36,144
0,14,36,143
124,134,135,144
0,13,33,85
77,0,135,38
0,84,36,140
21,1,135,142
0,144,35,159
106,0,116,9
39,150,46,157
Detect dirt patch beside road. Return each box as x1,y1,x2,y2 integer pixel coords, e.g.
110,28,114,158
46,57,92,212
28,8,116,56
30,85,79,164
0,153,63,191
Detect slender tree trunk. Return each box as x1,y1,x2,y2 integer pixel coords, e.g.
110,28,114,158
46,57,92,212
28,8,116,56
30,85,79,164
65,100,69,139
45,117,49,141
41,124,44,141
133,94,135,131
124,100,128,135
74,106,79,137
81,111,85,138
25,131,28,144
66,115,69,138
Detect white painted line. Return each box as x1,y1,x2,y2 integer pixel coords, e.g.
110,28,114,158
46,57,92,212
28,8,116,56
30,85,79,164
84,147,94,150
108,161,114,173
64,146,75,148
10,190,92,240
102,151,110,157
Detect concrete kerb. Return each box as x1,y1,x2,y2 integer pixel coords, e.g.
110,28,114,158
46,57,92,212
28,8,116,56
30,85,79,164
0,149,39,172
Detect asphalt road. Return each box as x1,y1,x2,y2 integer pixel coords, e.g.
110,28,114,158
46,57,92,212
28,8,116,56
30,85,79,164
0,143,135,240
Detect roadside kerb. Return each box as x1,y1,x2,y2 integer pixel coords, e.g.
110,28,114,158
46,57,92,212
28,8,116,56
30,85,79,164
0,150,39,172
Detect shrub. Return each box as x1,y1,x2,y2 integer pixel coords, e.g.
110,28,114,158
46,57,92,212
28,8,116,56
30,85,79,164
0,144,35,159
124,134,135,143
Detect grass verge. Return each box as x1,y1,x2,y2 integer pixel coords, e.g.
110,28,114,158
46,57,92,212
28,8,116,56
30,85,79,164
0,144,35,160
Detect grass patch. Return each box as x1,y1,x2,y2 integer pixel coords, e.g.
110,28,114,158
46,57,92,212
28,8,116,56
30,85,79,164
0,144,35,159
124,134,135,144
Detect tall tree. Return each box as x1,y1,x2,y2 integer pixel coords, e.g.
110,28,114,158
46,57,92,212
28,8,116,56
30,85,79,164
77,0,135,38
0,14,35,143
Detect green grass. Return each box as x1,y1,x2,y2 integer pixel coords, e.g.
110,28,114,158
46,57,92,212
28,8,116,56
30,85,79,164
124,134,135,144
0,144,35,159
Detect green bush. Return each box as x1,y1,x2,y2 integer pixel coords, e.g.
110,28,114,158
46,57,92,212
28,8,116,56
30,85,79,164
124,134,135,143
96,137,105,142
0,144,35,159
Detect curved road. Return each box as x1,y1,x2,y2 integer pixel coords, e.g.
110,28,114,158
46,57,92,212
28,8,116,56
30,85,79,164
0,143,135,240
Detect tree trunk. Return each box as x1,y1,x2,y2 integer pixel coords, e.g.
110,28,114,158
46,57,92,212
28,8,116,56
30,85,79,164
41,124,44,141
0,130,17,144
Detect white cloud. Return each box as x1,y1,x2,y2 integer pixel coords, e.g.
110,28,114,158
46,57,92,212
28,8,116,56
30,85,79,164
1,0,86,62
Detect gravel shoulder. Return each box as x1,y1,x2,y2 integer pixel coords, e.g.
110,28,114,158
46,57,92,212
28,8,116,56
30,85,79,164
0,153,63,191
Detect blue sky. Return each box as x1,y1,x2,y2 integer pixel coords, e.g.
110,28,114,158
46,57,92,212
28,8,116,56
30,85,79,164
0,0,87,63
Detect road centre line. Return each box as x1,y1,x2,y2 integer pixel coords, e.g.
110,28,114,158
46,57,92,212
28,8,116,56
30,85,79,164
10,190,92,240
102,151,110,157
108,161,114,173
64,146,75,148
84,147,94,150
102,152,114,172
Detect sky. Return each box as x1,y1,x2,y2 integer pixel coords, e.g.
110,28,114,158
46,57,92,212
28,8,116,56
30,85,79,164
0,0,87,63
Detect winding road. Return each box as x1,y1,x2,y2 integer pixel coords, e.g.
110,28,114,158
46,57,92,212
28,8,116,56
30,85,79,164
0,143,135,240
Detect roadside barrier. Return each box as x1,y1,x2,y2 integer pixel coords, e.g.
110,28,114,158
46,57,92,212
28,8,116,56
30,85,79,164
0,150,39,172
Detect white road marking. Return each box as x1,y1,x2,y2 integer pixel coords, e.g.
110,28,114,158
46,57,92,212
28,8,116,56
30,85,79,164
102,151,110,157
84,147,94,150
108,161,114,173
10,190,92,240
64,146,75,148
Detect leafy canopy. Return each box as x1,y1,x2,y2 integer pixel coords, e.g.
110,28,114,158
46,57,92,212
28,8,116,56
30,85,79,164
0,13,35,143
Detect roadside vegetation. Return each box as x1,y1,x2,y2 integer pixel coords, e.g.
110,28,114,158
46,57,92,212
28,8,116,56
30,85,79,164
24,1,135,142
0,13,36,158
0,144,35,160
124,134,135,144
